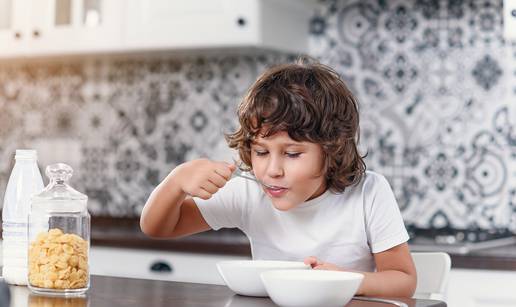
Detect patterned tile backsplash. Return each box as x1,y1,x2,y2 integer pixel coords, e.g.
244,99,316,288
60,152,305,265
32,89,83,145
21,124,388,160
0,0,515,231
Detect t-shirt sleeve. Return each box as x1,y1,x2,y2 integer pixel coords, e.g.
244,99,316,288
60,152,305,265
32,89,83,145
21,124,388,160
364,174,409,253
192,177,247,231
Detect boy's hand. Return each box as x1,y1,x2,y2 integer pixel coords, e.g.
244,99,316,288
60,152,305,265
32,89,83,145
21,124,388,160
304,256,342,271
174,159,236,199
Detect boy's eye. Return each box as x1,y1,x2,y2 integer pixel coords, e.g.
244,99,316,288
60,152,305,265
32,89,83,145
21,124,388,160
285,152,301,158
254,150,268,156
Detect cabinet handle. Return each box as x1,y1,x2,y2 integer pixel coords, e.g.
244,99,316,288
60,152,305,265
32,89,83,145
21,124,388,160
14,32,22,39
150,261,173,273
237,17,247,27
32,30,41,38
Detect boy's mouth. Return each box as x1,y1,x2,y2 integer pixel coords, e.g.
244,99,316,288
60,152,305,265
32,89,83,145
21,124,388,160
264,185,288,197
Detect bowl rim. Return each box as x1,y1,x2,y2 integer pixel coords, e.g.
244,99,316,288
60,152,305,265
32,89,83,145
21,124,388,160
216,260,310,269
261,269,364,281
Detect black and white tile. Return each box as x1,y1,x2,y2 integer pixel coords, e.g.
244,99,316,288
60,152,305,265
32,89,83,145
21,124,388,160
0,0,515,231
310,0,515,230
0,54,290,216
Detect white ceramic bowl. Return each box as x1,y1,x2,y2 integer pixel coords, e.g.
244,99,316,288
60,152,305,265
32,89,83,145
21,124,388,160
216,260,310,297
261,270,364,307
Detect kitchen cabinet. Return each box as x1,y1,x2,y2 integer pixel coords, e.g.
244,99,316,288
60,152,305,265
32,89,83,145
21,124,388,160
0,0,124,58
30,0,124,55
446,268,516,307
0,0,312,59
0,240,246,284
0,0,29,58
124,0,312,54
89,246,250,285
504,0,516,40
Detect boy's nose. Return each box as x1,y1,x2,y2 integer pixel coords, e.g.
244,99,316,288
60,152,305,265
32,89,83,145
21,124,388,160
266,157,284,178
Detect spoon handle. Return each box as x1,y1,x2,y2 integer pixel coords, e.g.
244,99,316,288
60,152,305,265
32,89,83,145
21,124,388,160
352,297,409,307
233,169,261,183
232,169,273,188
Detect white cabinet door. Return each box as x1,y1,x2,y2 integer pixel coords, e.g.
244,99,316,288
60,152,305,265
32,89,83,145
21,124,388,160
447,269,516,307
89,246,250,285
124,0,258,51
0,0,30,58
29,0,124,55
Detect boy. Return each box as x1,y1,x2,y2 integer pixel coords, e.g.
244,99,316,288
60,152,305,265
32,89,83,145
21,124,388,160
140,59,417,297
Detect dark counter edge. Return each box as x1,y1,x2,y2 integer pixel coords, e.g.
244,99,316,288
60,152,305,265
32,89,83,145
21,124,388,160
90,216,252,256
448,254,516,270
2,216,516,270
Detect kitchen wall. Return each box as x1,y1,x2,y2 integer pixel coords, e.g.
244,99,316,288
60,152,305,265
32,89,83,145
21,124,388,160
0,0,515,231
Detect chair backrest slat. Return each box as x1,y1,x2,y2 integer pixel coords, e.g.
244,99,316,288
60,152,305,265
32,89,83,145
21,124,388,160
412,252,451,300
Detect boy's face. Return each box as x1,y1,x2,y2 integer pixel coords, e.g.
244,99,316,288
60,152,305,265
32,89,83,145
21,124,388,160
250,131,327,211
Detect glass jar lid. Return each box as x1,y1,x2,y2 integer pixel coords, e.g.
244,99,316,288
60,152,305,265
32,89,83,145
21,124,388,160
32,163,87,202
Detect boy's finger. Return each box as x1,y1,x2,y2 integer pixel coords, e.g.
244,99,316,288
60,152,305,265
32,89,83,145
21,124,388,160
196,188,212,200
208,173,227,188
221,160,237,173
226,163,237,171
304,256,318,265
201,182,219,194
214,164,234,180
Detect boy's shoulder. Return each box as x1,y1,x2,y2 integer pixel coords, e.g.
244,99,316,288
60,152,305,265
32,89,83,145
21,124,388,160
355,170,390,193
323,171,392,210
363,170,388,183
361,170,387,184
328,170,388,198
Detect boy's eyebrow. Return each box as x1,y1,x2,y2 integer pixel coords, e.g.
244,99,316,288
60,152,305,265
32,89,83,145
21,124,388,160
284,143,306,147
252,141,306,147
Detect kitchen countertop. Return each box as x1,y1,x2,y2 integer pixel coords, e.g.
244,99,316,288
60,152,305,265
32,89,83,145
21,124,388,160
91,216,252,255
6,275,446,307
90,217,516,271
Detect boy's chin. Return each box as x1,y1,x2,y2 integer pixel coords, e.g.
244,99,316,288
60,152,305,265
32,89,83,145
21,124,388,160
270,199,298,211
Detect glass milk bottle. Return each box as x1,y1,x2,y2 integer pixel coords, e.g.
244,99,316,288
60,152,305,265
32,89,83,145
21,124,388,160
27,163,90,296
2,149,44,285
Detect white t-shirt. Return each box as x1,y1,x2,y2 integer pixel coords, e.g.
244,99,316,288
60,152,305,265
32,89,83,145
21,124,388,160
194,170,409,272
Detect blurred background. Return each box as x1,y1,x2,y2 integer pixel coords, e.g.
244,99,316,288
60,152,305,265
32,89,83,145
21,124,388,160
1,1,516,305
1,0,515,229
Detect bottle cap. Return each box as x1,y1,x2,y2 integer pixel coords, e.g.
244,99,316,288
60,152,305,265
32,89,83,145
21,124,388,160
15,150,37,160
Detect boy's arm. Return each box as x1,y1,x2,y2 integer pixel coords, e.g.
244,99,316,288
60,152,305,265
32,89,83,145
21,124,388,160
356,242,417,297
140,159,235,238
305,243,417,297
140,179,211,238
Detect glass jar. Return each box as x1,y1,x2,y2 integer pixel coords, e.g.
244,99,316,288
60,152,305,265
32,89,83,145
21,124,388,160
27,163,90,296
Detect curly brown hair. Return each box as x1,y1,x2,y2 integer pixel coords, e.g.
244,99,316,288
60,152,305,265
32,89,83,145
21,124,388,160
225,58,366,192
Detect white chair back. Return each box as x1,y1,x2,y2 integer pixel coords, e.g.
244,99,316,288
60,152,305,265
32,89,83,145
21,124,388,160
411,252,451,300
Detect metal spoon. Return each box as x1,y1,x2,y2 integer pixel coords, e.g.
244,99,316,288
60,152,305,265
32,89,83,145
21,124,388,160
352,297,409,307
232,167,276,189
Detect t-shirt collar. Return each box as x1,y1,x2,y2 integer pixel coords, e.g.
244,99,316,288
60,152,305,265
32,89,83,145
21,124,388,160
291,189,333,210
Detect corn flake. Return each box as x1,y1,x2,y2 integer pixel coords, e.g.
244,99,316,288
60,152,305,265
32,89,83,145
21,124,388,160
28,228,88,290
